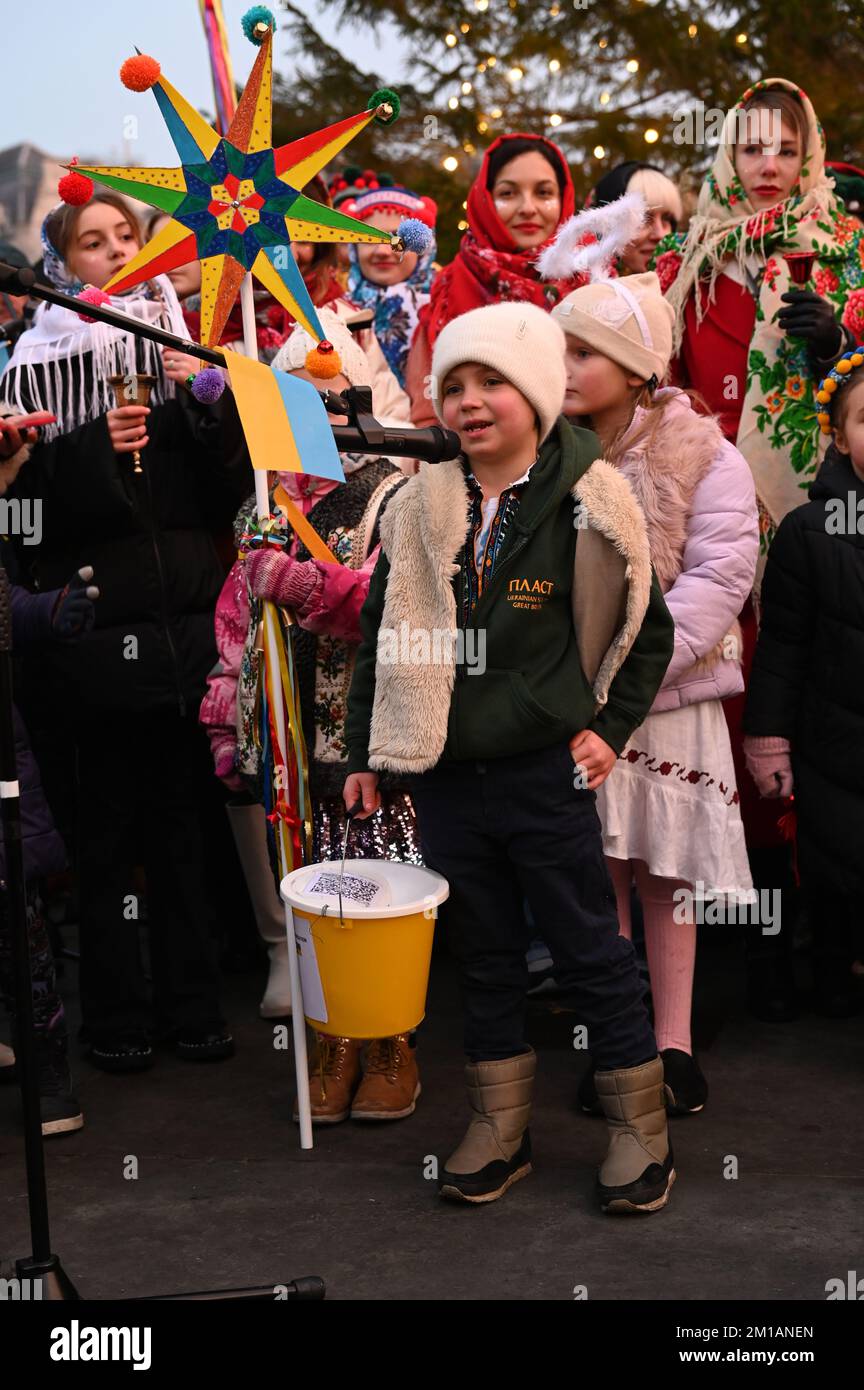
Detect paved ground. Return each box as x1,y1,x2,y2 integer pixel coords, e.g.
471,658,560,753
1,928,862,1302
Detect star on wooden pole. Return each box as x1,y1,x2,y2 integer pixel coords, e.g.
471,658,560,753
67,27,399,350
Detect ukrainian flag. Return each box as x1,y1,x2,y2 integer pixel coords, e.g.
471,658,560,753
225,352,345,483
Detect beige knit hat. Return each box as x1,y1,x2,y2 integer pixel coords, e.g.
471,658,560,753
430,301,567,443
551,271,675,383
272,306,372,389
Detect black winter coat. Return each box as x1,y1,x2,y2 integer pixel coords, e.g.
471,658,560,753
12,388,252,717
744,449,864,898
1,581,68,883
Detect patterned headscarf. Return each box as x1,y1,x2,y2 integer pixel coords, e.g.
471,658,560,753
0,206,190,440
420,134,582,350
347,232,436,389
657,78,864,537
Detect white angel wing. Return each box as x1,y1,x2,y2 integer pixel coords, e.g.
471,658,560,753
535,190,648,283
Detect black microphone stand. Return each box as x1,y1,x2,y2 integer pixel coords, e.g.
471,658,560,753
0,566,79,1300
0,263,364,1303
0,261,461,465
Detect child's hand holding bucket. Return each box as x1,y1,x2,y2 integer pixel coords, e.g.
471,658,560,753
343,772,380,819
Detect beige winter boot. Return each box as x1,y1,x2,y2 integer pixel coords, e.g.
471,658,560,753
438,1048,535,1204
595,1055,675,1214
226,802,293,1018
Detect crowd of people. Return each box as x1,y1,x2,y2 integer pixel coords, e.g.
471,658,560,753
0,74,861,1212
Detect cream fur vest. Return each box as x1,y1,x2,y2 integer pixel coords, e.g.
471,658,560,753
367,457,654,773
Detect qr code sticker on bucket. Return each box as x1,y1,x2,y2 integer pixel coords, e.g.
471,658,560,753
306,871,384,907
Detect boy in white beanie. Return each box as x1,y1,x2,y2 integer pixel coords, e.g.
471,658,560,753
344,300,679,1213
552,272,758,1118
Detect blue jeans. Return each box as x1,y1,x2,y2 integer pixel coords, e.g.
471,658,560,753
408,742,657,1067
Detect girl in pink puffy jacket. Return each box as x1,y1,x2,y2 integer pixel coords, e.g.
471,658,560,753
200,312,422,1126
553,270,759,1115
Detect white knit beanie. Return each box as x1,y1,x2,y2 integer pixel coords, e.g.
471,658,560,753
430,302,567,443
272,306,372,389
551,271,675,383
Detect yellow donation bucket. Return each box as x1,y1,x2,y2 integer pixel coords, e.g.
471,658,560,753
280,860,449,1039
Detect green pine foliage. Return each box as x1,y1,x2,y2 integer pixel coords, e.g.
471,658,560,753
272,0,864,262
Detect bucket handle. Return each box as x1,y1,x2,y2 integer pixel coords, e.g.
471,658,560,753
336,798,365,925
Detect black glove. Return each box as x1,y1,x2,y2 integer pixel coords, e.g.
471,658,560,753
777,290,843,360
52,566,99,638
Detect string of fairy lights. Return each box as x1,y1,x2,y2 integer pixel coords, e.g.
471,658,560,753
435,0,753,205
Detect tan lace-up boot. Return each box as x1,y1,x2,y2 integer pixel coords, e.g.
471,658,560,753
351,1034,421,1120
293,1033,362,1125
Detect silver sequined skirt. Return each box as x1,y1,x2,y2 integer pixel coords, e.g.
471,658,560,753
311,791,423,867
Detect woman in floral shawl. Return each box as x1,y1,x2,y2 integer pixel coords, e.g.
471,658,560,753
656,77,864,546
654,76,864,1021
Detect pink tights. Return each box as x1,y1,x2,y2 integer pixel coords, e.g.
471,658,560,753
605,857,695,1056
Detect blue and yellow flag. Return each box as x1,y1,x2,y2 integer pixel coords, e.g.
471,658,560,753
225,352,345,484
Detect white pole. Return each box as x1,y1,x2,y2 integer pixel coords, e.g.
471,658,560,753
240,270,313,1149
240,275,271,523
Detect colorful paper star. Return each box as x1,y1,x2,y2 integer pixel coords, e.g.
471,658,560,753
68,28,397,349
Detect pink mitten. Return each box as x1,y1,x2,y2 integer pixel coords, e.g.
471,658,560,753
245,547,319,609
743,736,794,799
211,732,243,791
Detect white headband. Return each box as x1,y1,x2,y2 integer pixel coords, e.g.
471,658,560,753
607,279,654,349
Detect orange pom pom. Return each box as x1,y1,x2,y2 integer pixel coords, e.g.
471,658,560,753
304,341,342,380
120,54,161,91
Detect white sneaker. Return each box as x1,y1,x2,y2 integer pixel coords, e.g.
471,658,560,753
260,940,293,1018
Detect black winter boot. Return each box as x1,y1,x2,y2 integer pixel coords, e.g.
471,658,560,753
37,1030,84,1136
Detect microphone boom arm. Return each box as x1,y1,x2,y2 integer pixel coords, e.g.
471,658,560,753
0,260,461,465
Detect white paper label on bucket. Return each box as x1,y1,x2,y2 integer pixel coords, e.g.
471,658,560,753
305,869,387,909
292,911,328,1023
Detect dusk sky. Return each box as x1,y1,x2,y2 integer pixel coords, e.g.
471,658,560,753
2,1,412,166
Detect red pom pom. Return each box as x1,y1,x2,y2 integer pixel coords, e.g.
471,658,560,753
362,169,377,180
58,169,94,206
120,54,161,91
355,178,367,189
368,180,380,190
75,286,112,323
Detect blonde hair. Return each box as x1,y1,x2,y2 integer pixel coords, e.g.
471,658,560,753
576,384,714,468
627,168,683,227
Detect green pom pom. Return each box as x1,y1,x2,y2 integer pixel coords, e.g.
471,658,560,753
378,173,395,187
343,165,363,183
367,88,400,125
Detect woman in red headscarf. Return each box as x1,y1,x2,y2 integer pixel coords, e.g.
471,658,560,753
405,134,583,426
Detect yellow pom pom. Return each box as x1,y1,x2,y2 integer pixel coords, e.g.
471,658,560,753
852,353,863,366
816,390,830,404
820,423,833,434
304,341,342,380
836,358,852,374
824,377,838,393
817,412,831,425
